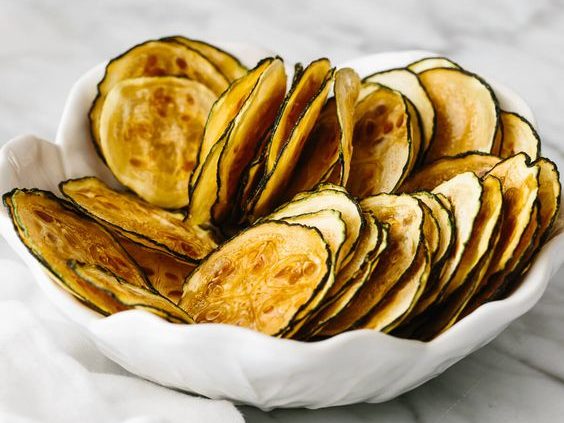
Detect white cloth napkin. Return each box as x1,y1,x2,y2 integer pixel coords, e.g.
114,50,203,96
0,258,244,423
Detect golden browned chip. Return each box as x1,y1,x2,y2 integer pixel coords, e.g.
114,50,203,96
305,219,388,338
178,221,332,336
263,186,363,268
212,59,287,225
533,158,561,244
409,175,504,339
465,153,539,309
440,175,503,300
411,172,483,316
365,68,435,155
407,56,461,74
346,84,417,198
412,192,454,269
248,60,334,218
70,261,193,323
90,39,229,153
284,68,360,198
419,68,499,163
186,133,228,229
163,35,247,81
419,202,440,262
280,209,346,268
500,112,540,160
319,194,424,336
60,177,217,263
190,58,275,189
99,76,215,208
399,152,501,193
117,236,196,303
4,189,152,314
359,241,430,332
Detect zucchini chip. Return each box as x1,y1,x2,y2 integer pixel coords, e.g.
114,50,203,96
412,192,454,270
284,68,360,198
70,262,193,323
4,189,152,314
99,76,215,208
213,59,287,225
346,84,417,198
190,58,276,189
364,68,435,155
163,35,247,81
90,39,229,152
248,60,334,218
412,172,483,315
186,134,228,229
407,56,461,74
439,175,503,303
280,209,346,267
419,68,499,163
320,194,424,335
178,221,332,336
276,210,347,336
534,158,561,244
304,219,388,338
117,237,196,303
360,242,430,332
399,152,501,193
466,154,539,308
263,186,363,268
500,111,540,160
60,177,217,263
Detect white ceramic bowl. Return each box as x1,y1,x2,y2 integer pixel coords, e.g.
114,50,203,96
1,47,562,410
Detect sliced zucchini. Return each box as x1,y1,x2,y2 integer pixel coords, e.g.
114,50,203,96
264,59,332,172
407,56,461,74
285,68,360,197
411,172,483,316
213,59,287,224
60,177,217,263
320,194,424,335
70,261,193,323
364,68,435,155
412,192,454,269
419,201,440,262
262,187,363,267
178,221,332,336
117,236,196,303
186,133,228,229
359,241,430,332
163,35,247,81
533,158,561,244
99,76,215,208
276,210,347,337
248,62,334,218
90,39,229,154
308,221,388,338
500,111,540,160
190,58,276,190
328,213,382,298
466,153,539,307
346,84,415,197
441,175,503,299
399,152,501,193
419,68,499,163
280,209,346,267
4,189,152,314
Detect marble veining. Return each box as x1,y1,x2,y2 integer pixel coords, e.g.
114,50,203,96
0,0,563,421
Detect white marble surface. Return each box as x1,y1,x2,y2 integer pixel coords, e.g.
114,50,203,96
1,0,563,421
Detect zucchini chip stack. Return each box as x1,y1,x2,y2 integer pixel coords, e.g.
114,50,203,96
4,41,561,341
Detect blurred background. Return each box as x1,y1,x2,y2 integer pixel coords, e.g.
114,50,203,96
1,1,563,421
